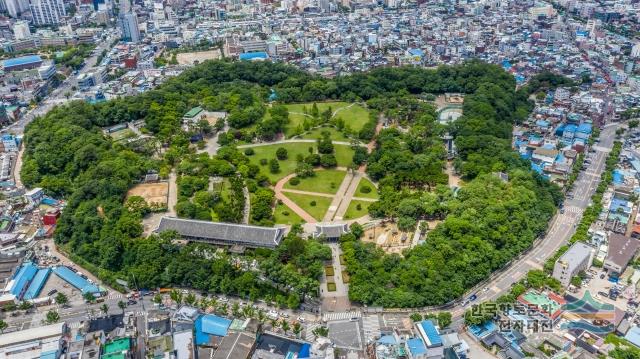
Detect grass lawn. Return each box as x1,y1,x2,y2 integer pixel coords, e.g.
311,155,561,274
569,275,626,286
283,192,332,221
333,103,370,132
343,200,371,220
215,178,231,201
354,177,379,199
283,102,350,137
246,143,316,182
334,144,355,167
300,127,350,142
274,102,369,138
283,169,346,194
110,128,135,141
273,202,304,226
245,142,354,183
324,265,335,276
327,282,337,292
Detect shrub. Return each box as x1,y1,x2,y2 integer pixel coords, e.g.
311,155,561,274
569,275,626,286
259,158,268,166
360,185,372,194
244,148,255,156
310,201,317,207
356,203,362,210
282,211,290,216
269,159,280,174
290,177,300,185
305,154,321,166
276,147,288,160
320,154,337,168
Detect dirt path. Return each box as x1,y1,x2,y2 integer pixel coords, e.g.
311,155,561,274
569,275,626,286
13,147,23,187
274,173,316,223
168,170,177,216
242,186,250,224
445,160,461,188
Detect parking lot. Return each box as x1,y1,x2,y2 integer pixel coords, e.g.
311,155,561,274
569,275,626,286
328,320,363,350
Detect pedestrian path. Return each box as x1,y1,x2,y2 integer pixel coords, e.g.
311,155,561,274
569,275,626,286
107,293,124,300
362,314,381,342
322,311,361,322
68,321,83,329
323,172,355,222
305,323,320,342
563,206,582,214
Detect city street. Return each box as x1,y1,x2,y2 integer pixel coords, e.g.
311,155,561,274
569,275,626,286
451,122,619,323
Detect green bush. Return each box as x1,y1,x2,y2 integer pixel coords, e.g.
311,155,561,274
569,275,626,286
244,148,255,156
360,185,372,194
310,201,317,207
290,177,300,186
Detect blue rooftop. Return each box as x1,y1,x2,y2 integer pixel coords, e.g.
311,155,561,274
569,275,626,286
407,338,427,356
564,124,578,133
418,320,442,347
469,321,498,339
9,262,38,298
239,52,268,61
195,314,231,344
610,198,631,213
23,268,51,300
613,170,624,185
625,326,640,347
52,266,100,294
3,55,42,68
377,335,398,345
408,48,424,57
535,120,550,128
577,123,592,134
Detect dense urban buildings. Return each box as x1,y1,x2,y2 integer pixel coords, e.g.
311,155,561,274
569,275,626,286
0,0,637,358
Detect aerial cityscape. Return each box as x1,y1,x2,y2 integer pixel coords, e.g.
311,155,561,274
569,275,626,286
0,0,638,358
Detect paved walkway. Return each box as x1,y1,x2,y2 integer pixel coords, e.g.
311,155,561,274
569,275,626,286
323,171,355,222
333,172,361,221
274,173,317,223
237,139,366,148
280,189,334,198
320,243,351,312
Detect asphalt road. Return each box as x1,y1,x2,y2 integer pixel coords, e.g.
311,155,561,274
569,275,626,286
451,123,619,324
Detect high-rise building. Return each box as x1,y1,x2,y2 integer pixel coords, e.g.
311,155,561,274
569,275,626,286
12,20,31,40
122,12,140,43
318,0,329,12
632,43,640,59
5,0,29,17
28,0,66,25
119,0,130,15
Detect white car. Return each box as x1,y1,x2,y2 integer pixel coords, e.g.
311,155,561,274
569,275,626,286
296,316,305,323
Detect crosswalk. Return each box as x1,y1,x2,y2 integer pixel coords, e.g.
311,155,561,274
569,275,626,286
305,323,320,342
322,311,361,322
68,321,83,329
362,315,381,342
106,293,124,300
563,206,582,214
